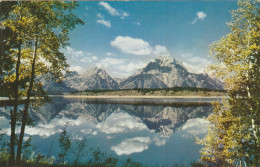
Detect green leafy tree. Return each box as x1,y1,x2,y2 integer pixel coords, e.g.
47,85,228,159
198,0,260,166
1,1,84,164
15,2,84,163
0,2,26,164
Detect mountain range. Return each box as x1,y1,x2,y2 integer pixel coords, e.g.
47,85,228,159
42,56,223,93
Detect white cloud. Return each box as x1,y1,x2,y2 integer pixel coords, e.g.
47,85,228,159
98,2,129,19
97,13,103,18
80,56,98,63
69,65,84,73
96,57,126,68
64,47,98,72
97,19,111,27
96,112,147,134
111,36,151,55
106,52,115,56
197,11,207,20
136,22,141,26
110,36,169,56
111,137,151,155
153,45,169,56
180,53,193,58
91,56,98,61
80,57,92,63
183,62,205,74
180,53,210,74
96,57,146,77
66,46,84,59
152,136,168,146
191,11,207,24
99,2,119,16
117,62,146,74
180,118,211,138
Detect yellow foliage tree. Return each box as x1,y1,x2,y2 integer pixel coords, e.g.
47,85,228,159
198,0,259,166
1,1,84,164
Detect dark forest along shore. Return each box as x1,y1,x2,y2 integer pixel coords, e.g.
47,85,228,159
0,97,217,166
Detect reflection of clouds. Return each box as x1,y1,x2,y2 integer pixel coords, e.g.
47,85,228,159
181,118,211,138
1,106,171,157
152,136,168,146
25,117,86,138
96,112,147,134
0,116,10,135
111,137,151,155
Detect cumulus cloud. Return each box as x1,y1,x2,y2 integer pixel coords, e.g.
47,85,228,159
117,62,146,74
98,2,129,19
96,58,126,68
152,136,168,146
96,57,146,77
110,36,169,56
80,57,92,63
96,112,147,134
66,46,84,59
183,62,205,74
106,52,115,56
180,53,210,74
191,11,207,24
65,47,98,63
97,19,111,27
69,65,84,73
180,118,211,138
111,137,151,155
91,56,98,61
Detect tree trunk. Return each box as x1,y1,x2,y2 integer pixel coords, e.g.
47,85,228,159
9,40,21,165
16,37,38,163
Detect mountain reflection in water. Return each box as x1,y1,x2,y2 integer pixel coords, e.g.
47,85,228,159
0,97,216,166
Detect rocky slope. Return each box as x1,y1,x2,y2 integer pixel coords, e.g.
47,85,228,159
41,56,223,92
119,56,223,89
64,67,118,91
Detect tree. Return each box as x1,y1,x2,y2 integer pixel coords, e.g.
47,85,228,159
1,1,84,164
198,0,260,166
0,2,25,164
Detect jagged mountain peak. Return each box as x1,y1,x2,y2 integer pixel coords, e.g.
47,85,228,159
64,66,118,91
141,55,187,74
155,55,175,64
119,55,223,89
42,55,223,92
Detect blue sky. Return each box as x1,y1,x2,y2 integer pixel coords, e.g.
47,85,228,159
64,1,238,78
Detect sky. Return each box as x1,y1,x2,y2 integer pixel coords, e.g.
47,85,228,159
63,1,238,78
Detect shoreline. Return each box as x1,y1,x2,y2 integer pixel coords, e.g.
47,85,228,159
0,95,228,101
0,95,227,107
59,95,226,99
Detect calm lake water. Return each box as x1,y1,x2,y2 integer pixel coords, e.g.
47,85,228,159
0,97,219,166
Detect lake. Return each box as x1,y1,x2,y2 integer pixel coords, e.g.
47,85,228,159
0,97,219,166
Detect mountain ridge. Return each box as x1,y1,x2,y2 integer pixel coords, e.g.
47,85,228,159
41,56,224,93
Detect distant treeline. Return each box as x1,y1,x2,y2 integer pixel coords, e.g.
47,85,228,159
83,87,226,93
75,87,227,97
